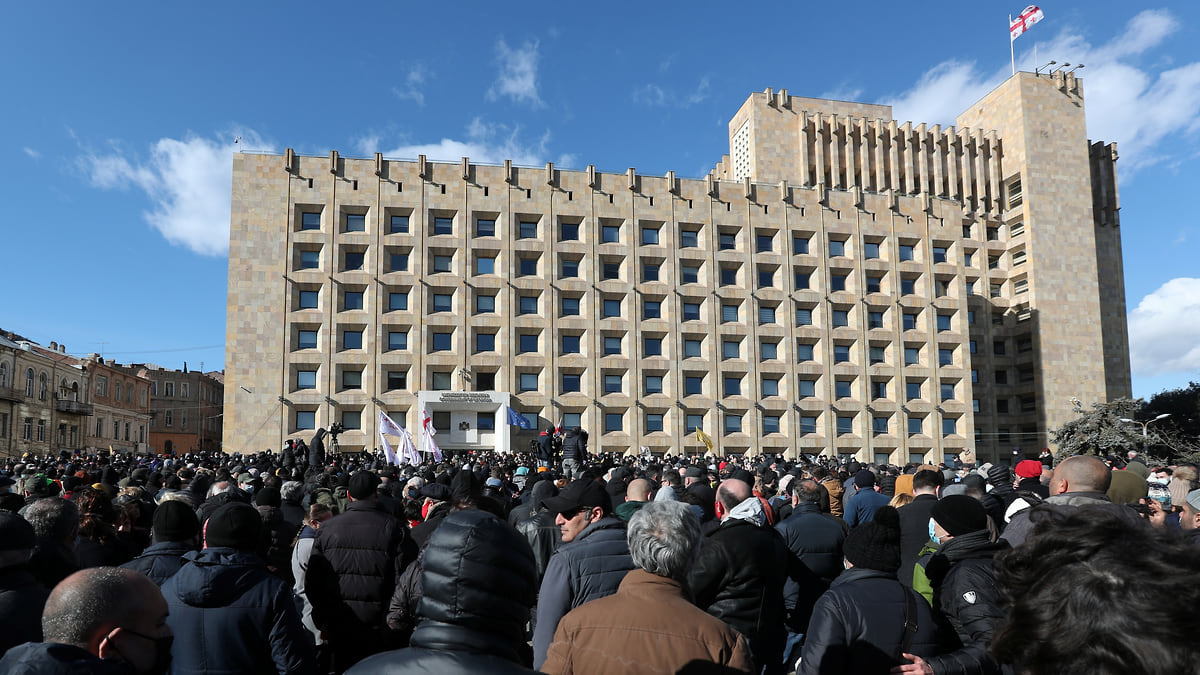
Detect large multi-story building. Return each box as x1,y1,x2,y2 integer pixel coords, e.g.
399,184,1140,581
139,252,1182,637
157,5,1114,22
80,355,153,455
224,70,1130,464
0,333,91,459
127,364,224,455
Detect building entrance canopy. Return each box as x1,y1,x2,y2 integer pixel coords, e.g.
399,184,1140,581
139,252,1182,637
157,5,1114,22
416,390,517,454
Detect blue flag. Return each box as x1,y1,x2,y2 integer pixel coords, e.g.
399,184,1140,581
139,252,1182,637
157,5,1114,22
506,406,532,429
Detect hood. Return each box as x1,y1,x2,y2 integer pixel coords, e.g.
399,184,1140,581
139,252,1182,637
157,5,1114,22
528,478,557,504
170,548,268,608
722,496,765,527
256,504,282,523
1046,492,1111,507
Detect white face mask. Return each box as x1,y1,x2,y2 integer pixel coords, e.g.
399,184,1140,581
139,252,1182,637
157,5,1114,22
1149,475,1170,486
928,518,942,545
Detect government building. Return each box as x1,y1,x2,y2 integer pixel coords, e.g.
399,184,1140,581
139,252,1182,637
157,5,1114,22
224,70,1130,464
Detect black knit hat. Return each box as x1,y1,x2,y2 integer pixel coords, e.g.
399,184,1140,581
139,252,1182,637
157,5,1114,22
153,500,199,542
348,471,380,500
204,502,261,550
253,486,282,508
843,505,902,572
0,511,35,551
854,469,877,488
931,495,989,536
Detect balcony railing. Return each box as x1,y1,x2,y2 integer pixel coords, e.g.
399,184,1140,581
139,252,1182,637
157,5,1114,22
54,398,94,416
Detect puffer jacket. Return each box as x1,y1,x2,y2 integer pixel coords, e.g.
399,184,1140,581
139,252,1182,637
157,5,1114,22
120,540,196,586
515,509,561,581
346,509,539,675
307,499,416,639
689,497,789,672
561,429,588,462
921,530,1008,675
776,502,848,585
161,548,313,674
532,516,634,669
800,567,940,675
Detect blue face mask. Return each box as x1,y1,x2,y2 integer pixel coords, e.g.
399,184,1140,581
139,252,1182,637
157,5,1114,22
928,518,941,545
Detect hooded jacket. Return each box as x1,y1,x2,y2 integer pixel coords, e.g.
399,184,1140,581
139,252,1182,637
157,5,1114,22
920,530,1007,675
161,547,313,674
345,510,539,675
689,497,790,672
800,567,941,675
120,540,195,586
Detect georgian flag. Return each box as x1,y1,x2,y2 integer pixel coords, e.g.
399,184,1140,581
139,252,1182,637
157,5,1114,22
1010,5,1044,41
422,409,442,462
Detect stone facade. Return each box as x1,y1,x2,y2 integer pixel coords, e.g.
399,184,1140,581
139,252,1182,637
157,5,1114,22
0,334,90,459
224,73,1131,463
80,356,152,455
123,365,225,455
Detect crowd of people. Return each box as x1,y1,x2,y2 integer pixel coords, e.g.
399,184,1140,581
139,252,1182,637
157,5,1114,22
0,436,1197,674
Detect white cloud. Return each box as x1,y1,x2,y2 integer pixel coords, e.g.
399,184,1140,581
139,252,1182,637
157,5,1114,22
633,84,667,107
883,9,1200,171
687,77,711,105
81,130,272,256
23,147,40,159
393,64,427,105
1128,277,1200,377
634,77,711,108
819,85,865,103
487,39,542,107
376,118,550,166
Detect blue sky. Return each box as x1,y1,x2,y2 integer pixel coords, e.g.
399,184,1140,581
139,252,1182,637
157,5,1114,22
2,0,1197,400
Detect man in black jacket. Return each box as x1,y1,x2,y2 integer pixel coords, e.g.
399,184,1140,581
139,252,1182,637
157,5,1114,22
897,469,942,587
346,509,540,674
894,495,1006,675
689,478,789,674
120,500,198,586
0,512,49,659
560,427,588,479
307,470,417,672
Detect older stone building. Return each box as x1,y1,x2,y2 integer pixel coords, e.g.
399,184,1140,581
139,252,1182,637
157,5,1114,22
127,364,224,455
224,71,1130,464
80,356,152,455
0,332,91,459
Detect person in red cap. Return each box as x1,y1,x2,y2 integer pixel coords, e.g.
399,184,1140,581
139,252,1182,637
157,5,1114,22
1014,460,1048,498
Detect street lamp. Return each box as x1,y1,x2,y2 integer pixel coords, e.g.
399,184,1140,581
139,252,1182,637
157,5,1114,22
1119,413,1171,455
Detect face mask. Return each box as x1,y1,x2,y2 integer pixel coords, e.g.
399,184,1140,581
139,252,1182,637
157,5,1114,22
928,518,941,545
1148,476,1169,486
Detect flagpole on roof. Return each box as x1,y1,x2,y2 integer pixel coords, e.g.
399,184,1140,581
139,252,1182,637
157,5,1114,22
1010,15,1016,75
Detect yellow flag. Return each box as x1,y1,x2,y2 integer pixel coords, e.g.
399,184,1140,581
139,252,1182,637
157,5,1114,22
696,428,714,453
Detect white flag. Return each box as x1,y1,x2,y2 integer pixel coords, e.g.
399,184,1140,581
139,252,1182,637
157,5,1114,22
377,411,403,465
421,409,442,462
378,432,399,466
1010,5,1044,41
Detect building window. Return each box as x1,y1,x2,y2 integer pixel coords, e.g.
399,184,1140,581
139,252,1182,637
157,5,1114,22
645,375,664,394
519,220,538,239
560,222,579,240
644,300,662,319
723,340,741,359
431,372,452,390
388,331,407,350
298,330,318,349
793,236,810,254
519,334,539,353
796,343,815,362
763,415,781,434
903,312,918,331
761,341,778,360
520,295,538,315
344,251,365,271
388,292,408,312
389,252,409,272
643,262,660,282
296,370,317,390
937,314,951,331
475,256,496,275
163,381,174,397
872,381,887,399
562,335,581,354
434,217,454,235
389,214,409,233
795,271,810,289
475,219,496,237
603,299,621,318
899,244,914,261
685,414,703,433
797,379,816,397
830,274,847,292
722,304,739,323
386,370,408,390
723,376,742,397
561,259,579,277
932,246,947,263
835,379,852,398
762,378,780,397
757,233,774,252
939,348,954,366
604,336,622,355
864,241,880,259
301,212,321,230
684,339,702,357
681,265,700,284
601,262,620,281
341,369,362,390
560,297,580,316
942,417,957,436
432,332,452,352
602,224,620,243
300,250,320,269
295,411,315,431
680,228,699,248
562,373,581,392
904,347,920,365
724,414,741,433
834,345,851,363
428,293,452,313
796,307,812,326
345,213,366,232
720,267,737,286
685,376,703,396
873,416,888,435
646,413,665,432
837,416,854,435
908,417,923,435
604,373,622,394
343,331,363,350
868,311,884,329
299,290,319,309
433,255,454,273
644,337,662,356
343,291,364,311
683,303,701,321
869,346,885,364
519,373,538,392
476,413,495,431
603,412,622,433
832,309,849,327
800,416,818,435
941,382,955,401
901,278,916,295
718,232,736,250
641,226,659,245
758,269,774,289
906,381,921,400
828,239,845,257
475,294,496,314
475,332,496,353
